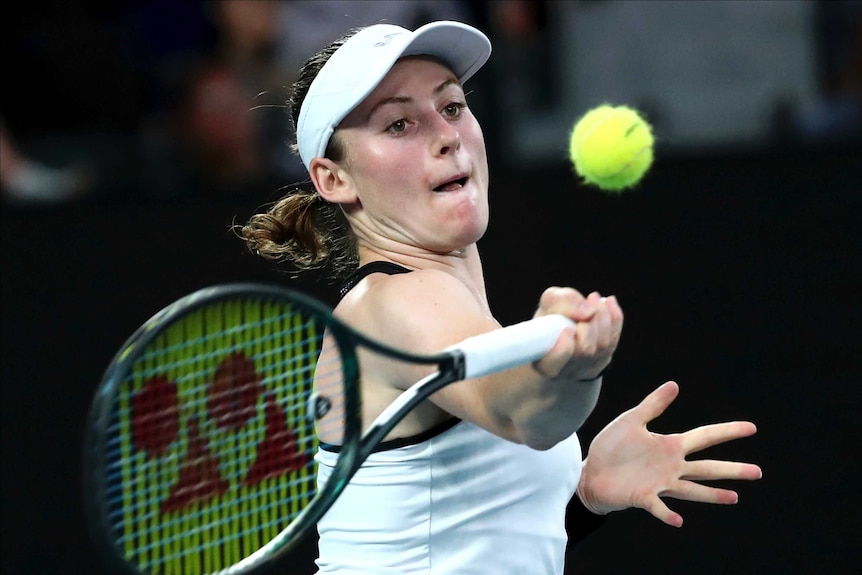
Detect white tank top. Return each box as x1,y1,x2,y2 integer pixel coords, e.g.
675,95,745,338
315,419,582,574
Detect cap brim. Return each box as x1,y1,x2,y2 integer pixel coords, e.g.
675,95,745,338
401,21,491,84
297,21,491,170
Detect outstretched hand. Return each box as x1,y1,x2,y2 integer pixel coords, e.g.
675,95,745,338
577,381,762,527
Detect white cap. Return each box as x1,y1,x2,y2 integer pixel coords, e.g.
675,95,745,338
296,21,492,171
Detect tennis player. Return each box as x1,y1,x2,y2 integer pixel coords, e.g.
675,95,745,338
240,21,761,575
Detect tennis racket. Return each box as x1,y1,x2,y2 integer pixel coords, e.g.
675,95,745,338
83,283,575,575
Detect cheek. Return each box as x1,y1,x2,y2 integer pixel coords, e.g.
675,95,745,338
463,122,488,170
350,143,420,194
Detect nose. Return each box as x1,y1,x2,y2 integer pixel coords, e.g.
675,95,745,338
431,116,460,156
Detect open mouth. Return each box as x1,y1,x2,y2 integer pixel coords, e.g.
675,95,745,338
433,176,468,192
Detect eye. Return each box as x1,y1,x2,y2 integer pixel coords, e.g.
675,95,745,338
443,102,466,119
386,119,408,134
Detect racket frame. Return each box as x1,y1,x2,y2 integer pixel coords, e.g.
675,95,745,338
82,284,365,574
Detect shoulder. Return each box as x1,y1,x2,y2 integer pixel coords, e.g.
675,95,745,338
336,267,496,356
340,267,481,318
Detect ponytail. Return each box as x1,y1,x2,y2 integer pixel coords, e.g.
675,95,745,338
236,187,356,276
237,28,363,278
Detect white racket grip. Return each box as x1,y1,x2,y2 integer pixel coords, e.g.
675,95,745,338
445,314,576,379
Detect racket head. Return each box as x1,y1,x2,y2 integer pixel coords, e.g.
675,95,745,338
82,284,362,575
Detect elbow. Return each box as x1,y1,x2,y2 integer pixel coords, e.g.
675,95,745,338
491,375,603,450
492,413,570,451
519,426,576,451
513,382,603,450
524,435,565,451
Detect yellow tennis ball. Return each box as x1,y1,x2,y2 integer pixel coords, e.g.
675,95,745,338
569,104,654,192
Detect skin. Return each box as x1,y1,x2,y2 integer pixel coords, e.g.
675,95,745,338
308,56,761,523
578,381,761,527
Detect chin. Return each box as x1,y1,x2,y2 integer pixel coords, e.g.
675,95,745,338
452,219,489,249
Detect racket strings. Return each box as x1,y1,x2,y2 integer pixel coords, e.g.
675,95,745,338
101,297,349,574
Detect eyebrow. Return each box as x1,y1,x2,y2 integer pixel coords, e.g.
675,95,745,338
365,78,462,122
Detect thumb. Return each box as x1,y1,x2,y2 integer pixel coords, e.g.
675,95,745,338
629,381,679,424
533,327,575,378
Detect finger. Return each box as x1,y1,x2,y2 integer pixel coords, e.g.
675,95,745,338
582,292,611,353
681,421,757,453
606,294,623,318
573,294,606,355
598,294,624,328
682,460,763,482
533,327,576,378
628,381,679,424
604,295,624,342
574,319,598,356
641,494,684,528
593,293,618,351
663,480,739,505
538,287,594,321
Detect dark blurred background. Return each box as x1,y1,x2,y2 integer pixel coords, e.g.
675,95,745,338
2,1,860,574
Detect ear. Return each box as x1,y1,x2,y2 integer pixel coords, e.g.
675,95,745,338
309,157,358,205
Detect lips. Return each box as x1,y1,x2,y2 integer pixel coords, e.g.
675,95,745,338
433,174,469,192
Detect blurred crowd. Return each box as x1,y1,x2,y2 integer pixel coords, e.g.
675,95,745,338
1,0,859,208
1,0,475,207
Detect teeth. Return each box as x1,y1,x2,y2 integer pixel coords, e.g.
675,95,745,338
433,177,467,192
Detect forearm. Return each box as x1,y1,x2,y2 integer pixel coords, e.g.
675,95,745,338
501,372,603,450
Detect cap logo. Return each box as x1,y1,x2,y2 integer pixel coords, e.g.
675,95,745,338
374,33,402,47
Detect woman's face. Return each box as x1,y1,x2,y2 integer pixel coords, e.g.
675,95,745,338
335,56,490,255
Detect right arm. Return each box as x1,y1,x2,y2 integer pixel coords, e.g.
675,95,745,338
339,270,623,450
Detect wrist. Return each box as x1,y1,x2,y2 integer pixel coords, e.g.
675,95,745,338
577,362,610,383
577,460,609,516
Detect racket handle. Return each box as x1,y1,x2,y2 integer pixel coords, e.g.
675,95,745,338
446,314,576,378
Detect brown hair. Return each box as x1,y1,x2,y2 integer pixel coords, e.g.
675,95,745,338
236,29,361,278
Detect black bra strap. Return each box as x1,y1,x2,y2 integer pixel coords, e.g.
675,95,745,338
339,261,412,299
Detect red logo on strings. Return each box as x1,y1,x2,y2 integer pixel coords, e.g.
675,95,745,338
129,352,309,515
